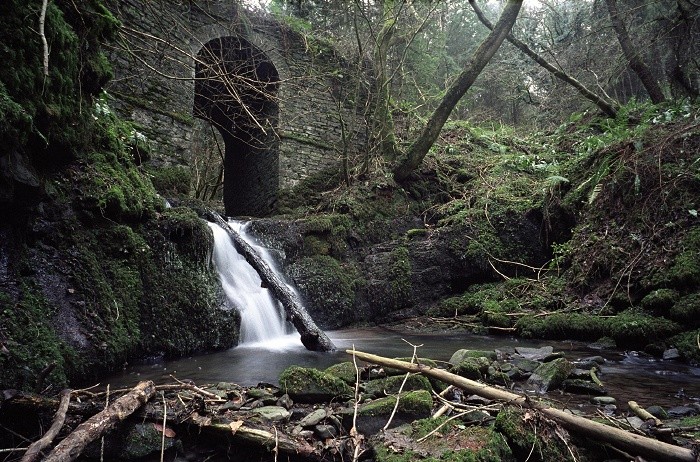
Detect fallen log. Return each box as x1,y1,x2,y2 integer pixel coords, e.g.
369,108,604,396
21,389,71,462
43,381,156,462
346,350,696,462
205,211,335,352
203,421,319,460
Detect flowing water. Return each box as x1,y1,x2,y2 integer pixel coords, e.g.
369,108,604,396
207,221,295,344
107,220,700,413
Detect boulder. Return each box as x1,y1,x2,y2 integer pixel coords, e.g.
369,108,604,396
363,374,432,398
561,379,606,395
450,357,491,380
279,366,353,403
341,390,433,435
526,357,573,393
324,361,358,384
449,349,497,365
515,346,554,361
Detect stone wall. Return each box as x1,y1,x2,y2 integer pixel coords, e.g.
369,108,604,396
104,0,369,214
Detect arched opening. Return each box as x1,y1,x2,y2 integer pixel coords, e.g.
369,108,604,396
194,36,280,217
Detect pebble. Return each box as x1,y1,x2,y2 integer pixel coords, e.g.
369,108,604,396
662,348,680,360
591,396,617,405
315,424,337,439
299,408,327,427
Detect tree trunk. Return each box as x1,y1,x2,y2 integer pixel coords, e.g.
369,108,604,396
469,0,619,118
206,211,336,352
43,381,156,462
604,0,666,104
393,0,523,182
347,350,696,462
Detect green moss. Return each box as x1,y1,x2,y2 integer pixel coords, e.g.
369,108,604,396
669,294,700,327
640,289,680,315
373,417,513,462
380,246,413,311
147,165,191,197
289,255,359,327
324,361,358,384
0,283,72,389
279,366,353,403
358,390,433,417
450,357,491,380
495,407,573,461
666,229,700,289
516,310,682,349
363,374,432,398
670,329,700,363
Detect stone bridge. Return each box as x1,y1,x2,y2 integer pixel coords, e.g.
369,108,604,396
105,0,369,216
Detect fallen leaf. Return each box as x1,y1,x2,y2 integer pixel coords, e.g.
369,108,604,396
153,423,176,438
190,412,212,426
229,420,244,435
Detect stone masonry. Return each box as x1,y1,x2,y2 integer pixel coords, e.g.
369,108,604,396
104,0,369,216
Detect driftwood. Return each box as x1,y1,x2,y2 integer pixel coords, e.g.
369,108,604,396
347,350,696,462
20,389,71,462
43,381,156,462
203,421,319,460
628,400,663,427
206,211,335,351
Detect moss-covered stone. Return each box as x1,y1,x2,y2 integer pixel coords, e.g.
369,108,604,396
495,407,573,461
527,358,573,392
669,293,700,328
372,416,513,462
670,329,700,363
450,357,491,381
278,366,352,403
449,349,498,365
363,374,432,398
324,361,358,385
640,289,680,315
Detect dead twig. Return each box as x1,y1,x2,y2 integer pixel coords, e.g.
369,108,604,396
20,389,71,462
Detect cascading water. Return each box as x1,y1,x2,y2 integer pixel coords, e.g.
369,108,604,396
208,221,295,347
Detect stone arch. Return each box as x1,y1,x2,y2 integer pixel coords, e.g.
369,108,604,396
194,36,280,217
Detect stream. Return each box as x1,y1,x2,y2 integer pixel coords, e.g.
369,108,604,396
107,326,700,413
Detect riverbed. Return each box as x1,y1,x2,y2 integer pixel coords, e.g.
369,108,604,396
107,326,700,413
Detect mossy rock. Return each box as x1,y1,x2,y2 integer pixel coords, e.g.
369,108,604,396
363,374,432,399
495,407,574,461
669,294,700,327
449,349,498,365
372,416,513,461
526,357,573,392
147,165,191,197
670,329,700,363
278,366,352,403
345,390,433,434
640,289,680,315
324,361,358,385
667,229,700,289
450,357,491,380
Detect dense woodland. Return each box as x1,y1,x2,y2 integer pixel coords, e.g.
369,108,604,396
1,0,700,461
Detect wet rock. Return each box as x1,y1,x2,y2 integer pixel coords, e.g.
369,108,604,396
575,356,605,369
449,349,498,365
510,357,541,373
569,368,595,379
279,366,353,403
277,393,293,409
561,379,606,395
315,424,337,439
462,410,492,422
515,346,553,361
254,406,291,422
527,357,573,392
625,416,645,429
646,405,668,419
667,406,697,417
363,374,432,398
95,422,177,460
299,408,328,427
591,396,617,405
663,348,681,360
247,388,276,401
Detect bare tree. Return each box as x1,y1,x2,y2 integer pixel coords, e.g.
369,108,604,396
393,0,523,182
604,0,666,104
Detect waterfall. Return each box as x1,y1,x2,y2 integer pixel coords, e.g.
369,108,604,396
208,221,295,347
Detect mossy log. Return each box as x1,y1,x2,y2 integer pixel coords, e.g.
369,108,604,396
206,211,335,352
347,350,696,462
43,381,156,462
